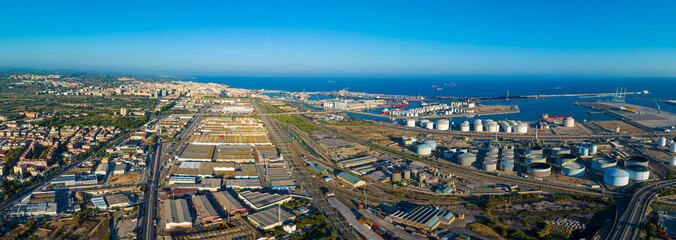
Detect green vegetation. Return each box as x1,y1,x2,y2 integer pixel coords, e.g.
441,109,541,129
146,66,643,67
327,117,374,126
660,187,676,196
259,101,286,113
273,116,320,132
38,115,148,129
283,198,310,210
289,223,335,240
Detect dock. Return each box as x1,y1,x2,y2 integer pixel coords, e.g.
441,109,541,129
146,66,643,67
575,101,676,129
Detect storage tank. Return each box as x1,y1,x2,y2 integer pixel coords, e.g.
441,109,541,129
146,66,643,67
401,136,409,145
627,165,650,181
527,163,552,178
500,161,514,171
487,147,499,154
457,153,476,167
526,146,544,155
590,144,598,154
487,123,500,133
458,148,468,153
626,156,649,167
556,154,578,165
423,140,437,150
426,122,435,130
604,169,629,186
406,119,416,127
658,137,667,147
403,170,411,180
485,153,499,161
474,119,483,132
501,155,515,162
391,171,402,183
483,160,498,171
437,119,450,131
460,121,470,132
515,124,528,133
443,150,454,159
561,162,585,177
578,147,589,156
563,117,575,127
525,154,547,164
416,144,432,156
670,157,676,166
550,147,571,156
592,158,617,171
671,142,676,153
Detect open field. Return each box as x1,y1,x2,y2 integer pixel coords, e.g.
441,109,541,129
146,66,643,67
109,173,143,185
593,120,645,133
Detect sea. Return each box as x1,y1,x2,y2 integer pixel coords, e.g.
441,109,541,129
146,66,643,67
185,76,676,123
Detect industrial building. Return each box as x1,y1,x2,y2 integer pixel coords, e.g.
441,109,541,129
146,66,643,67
237,191,293,211
91,196,108,210
9,191,58,217
213,191,248,215
214,145,256,163
177,145,215,161
188,135,272,146
390,206,455,232
51,174,98,187
105,194,131,208
94,163,109,175
235,163,259,179
255,145,279,161
168,161,235,178
247,207,296,230
164,199,193,229
338,155,378,168
112,163,128,175
225,178,263,190
336,172,365,187
168,176,197,185
172,178,222,191
266,166,296,190
192,195,222,224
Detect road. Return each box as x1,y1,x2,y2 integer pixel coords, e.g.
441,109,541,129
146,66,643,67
607,180,676,240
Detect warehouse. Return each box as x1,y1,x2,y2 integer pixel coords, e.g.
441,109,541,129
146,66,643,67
390,206,455,232
9,202,58,217
164,199,193,229
192,195,221,224
168,161,235,178
237,191,293,211
91,196,108,210
235,163,259,179
247,208,296,230
172,178,222,191
51,174,98,187
112,163,128,175
188,135,272,146
266,166,296,190
256,145,279,161
336,172,365,187
213,191,248,215
225,179,263,190
94,163,109,175
168,176,197,185
214,145,256,163
338,155,378,168
105,194,130,208
177,145,215,161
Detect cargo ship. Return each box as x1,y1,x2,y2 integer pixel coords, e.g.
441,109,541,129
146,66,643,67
381,108,390,114
392,101,409,108
540,113,571,121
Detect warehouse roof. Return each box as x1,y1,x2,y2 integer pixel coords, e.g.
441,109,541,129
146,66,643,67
213,191,246,212
192,195,220,221
177,145,215,161
247,208,295,230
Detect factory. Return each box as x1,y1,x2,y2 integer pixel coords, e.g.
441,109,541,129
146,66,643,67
213,191,248,215
177,145,215,161
164,198,193,229
51,173,98,187
91,196,108,210
266,166,296,190
9,191,58,217
390,205,456,232
112,163,128,175
225,178,263,190
213,145,256,163
167,161,235,178
247,207,296,230
192,195,222,224
336,171,366,187
237,191,293,211
188,135,272,146
93,163,109,175
105,194,131,208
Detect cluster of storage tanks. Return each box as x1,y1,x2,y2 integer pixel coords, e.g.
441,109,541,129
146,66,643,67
460,119,529,133
657,136,676,153
413,140,437,156
391,102,474,117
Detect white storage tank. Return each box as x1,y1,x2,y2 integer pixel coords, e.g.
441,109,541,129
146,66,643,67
437,119,450,131
561,162,585,177
500,161,514,171
423,140,437,150
457,153,476,167
483,160,498,171
590,144,598,154
604,169,629,187
563,117,575,127
550,147,571,156
487,147,499,154
626,156,649,167
527,163,552,178
670,157,676,166
420,119,430,128
526,146,544,155
525,154,546,164
592,158,617,171
426,122,435,130
460,121,470,132
671,142,676,153
416,144,432,156
487,123,500,133
556,154,577,165
515,124,528,133
474,119,484,132
406,119,416,127
627,165,650,181
658,137,667,147
443,150,455,159
403,170,411,180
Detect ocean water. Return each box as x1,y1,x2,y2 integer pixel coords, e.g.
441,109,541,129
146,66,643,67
186,76,676,122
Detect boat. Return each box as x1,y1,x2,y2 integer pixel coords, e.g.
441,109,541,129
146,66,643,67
444,82,456,86
392,101,409,108
327,80,336,83
555,86,563,90
540,113,572,121
437,88,443,90
432,85,438,88
381,108,390,114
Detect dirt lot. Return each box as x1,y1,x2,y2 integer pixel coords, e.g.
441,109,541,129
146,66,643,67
46,215,110,240
329,125,462,155
493,198,600,213
109,173,143,185
593,120,645,133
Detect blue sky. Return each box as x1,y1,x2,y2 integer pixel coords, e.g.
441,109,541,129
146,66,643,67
0,1,674,76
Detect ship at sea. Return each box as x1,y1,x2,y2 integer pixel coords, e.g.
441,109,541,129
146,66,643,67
381,108,390,115
540,113,572,121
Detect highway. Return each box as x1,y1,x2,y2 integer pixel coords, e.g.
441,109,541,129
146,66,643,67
607,180,676,240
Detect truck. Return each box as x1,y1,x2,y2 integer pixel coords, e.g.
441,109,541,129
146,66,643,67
325,192,335,199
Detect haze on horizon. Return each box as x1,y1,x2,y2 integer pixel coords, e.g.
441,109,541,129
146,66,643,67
1,0,675,77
